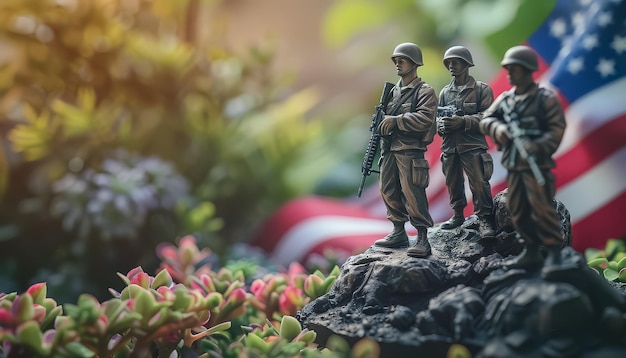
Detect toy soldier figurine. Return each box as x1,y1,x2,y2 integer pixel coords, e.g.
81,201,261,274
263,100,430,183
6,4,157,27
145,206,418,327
437,46,496,239
374,42,437,258
480,45,566,269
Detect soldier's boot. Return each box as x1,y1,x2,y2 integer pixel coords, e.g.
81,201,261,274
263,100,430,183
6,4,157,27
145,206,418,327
440,210,465,229
407,227,431,258
478,215,496,240
375,222,408,248
505,244,543,270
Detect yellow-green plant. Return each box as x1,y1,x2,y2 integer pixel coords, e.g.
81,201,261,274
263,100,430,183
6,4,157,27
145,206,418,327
586,238,626,282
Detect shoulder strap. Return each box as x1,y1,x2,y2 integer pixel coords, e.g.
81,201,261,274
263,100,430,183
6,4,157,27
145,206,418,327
409,82,425,112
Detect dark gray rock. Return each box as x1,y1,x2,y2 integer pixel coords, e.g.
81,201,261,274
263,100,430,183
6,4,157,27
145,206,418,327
297,190,626,358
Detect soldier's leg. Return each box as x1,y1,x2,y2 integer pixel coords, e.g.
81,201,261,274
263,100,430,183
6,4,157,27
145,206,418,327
505,171,543,269
524,171,563,248
376,153,409,247
461,150,495,238
396,151,433,257
440,152,466,229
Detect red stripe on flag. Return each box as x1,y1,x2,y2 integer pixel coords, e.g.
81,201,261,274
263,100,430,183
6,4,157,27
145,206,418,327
306,234,385,260
554,113,626,187
571,190,626,252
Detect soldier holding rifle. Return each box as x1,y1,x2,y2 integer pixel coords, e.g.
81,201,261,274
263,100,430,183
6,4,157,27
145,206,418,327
480,45,566,270
437,46,496,240
371,42,437,258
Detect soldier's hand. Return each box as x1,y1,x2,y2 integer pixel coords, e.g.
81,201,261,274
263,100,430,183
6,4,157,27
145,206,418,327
378,116,398,136
437,118,447,135
494,125,510,145
521,138,538,154
444,115,464,131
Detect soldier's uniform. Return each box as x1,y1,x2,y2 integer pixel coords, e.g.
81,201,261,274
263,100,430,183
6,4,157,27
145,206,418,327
380,76,437,231
438,76,495,229
373,42,437,257
481,84,565,249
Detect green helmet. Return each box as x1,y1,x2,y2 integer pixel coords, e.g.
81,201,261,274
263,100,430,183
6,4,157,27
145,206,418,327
443,46,474,68
391,42,423,66
500,45,538,72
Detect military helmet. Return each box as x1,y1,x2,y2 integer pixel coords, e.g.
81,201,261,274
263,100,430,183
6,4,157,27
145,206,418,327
391,42,423,66
500,45,539,72
443,46,474,67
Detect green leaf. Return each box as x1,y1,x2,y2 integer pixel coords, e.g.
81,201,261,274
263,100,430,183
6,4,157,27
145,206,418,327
65,341,96,358
618,256,626,270
279,315,302,342
605,239,626,260
604,268,619,281
245,333,269,354
15,294,34,322
584,248,603,262
619,268,626,282
587,257,608,268
16,321,43,351
152,269,173,288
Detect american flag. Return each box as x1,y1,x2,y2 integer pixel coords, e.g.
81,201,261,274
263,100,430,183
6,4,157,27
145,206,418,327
252,0,626,266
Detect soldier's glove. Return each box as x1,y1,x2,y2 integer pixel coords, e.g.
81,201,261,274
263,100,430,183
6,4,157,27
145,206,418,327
520,138,538,155
494,125,510,146
378,115,398,136
437,118,447,135
444,115,464,131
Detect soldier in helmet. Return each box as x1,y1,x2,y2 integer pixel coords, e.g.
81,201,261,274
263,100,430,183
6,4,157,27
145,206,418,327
374,42,437,258
480,45,566,270
437,46,496,240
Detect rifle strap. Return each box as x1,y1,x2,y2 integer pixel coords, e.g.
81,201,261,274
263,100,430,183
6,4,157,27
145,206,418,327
388,82,423,115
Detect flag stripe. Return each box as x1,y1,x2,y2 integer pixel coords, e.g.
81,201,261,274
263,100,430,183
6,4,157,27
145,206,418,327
571,190,626,251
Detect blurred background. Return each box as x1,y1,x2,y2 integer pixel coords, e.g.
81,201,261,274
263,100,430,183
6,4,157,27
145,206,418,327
0,0,570,302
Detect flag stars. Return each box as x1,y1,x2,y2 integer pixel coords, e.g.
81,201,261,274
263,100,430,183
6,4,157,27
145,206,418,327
612,35,626,54
596,58,616,77
597,11,613,26
567,57,585,74
550,18,568,38
582,34,599,49
571,12,586,34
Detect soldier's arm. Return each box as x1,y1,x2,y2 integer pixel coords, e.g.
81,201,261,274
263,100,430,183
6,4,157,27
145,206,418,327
464,82,495,133
534,90,566,157
397,84,437,134
480,95,508,147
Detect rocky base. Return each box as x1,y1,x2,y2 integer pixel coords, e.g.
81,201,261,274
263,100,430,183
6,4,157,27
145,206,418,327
297,197,626,358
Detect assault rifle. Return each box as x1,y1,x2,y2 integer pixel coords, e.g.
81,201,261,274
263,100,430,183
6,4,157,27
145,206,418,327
437,105,464,134
500,98,545,186
437,105,464,118
357,81,395,197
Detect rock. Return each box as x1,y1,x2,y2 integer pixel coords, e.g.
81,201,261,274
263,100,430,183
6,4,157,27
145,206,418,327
297,189,626,358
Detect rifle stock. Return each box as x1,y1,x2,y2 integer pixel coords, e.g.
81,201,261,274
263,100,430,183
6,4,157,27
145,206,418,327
357,81,395,197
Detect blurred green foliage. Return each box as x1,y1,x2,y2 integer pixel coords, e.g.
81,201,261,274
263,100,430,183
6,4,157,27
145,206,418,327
0,0,338,302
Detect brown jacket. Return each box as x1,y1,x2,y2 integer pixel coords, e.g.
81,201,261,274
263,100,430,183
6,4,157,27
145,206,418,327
384,77,437,152
438,76,494,154
480,84,565,170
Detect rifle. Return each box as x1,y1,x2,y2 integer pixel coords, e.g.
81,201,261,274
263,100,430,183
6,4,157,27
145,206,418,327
437,105,464,118
436,105,464,134
500,98,546,186
357,81,395,197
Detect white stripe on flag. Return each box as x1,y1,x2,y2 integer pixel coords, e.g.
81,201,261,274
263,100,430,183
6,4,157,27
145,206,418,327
557,76,626,156
556,147,626,221
269,216,390,264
